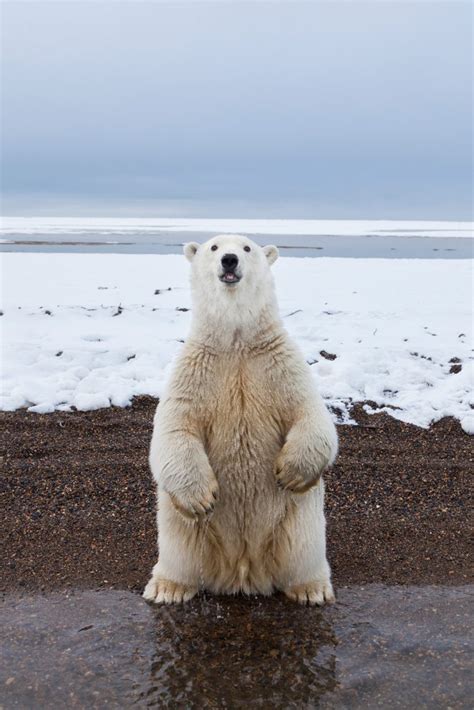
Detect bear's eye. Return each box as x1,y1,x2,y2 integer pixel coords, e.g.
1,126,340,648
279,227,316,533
211,245,218,251
243,246,251,252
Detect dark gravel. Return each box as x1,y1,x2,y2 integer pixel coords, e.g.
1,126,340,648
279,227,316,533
1,397,472,594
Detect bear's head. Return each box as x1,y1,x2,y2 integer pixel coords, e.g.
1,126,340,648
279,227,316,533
183,235,280,339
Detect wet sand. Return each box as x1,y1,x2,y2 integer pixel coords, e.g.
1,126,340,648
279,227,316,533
1,399,472,707
1,586,472,708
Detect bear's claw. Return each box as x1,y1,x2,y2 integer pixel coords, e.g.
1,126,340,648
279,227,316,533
169,477,218,520
275,464,320,494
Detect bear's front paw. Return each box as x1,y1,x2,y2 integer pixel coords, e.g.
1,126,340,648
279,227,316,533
168,475,219,521
275,451,321,494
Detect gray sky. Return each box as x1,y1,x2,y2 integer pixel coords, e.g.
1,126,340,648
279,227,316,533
1,1,472,218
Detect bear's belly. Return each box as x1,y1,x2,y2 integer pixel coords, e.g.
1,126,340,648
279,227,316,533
199,473,297,596
200,392,292,593
190,356,296,592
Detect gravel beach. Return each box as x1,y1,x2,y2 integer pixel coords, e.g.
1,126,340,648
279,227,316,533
1,398,471,594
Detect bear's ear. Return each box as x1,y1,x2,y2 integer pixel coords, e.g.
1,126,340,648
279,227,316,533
263,245,279,266
184,242,199,262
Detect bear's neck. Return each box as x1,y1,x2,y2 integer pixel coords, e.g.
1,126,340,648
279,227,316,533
189,298,283,351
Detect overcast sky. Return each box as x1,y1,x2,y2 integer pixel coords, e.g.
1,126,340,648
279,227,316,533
1,1,472,218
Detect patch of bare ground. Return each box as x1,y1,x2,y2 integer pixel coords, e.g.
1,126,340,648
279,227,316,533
1,397,471,593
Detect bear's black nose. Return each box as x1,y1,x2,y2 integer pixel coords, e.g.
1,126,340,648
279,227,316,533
221,253,238,271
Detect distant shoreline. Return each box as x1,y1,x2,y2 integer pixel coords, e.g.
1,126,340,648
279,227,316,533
1,231,472,258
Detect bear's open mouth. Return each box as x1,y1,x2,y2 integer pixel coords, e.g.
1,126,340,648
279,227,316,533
219,272,241,284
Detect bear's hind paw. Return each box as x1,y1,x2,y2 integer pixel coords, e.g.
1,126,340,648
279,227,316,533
284,580,335,606
143,577,198,604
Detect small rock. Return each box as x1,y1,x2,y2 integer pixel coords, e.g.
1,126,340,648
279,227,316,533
320,350,337,361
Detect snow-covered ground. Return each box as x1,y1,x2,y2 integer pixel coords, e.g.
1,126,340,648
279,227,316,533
0,253,472,432
1,217,472,239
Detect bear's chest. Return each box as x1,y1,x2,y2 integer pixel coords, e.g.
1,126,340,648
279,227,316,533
196,353,293,454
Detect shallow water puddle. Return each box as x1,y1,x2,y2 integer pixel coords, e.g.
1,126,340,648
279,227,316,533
1,585,472,708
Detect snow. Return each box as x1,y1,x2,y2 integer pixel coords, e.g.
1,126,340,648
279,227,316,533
0,253,472,432
1,216,473,238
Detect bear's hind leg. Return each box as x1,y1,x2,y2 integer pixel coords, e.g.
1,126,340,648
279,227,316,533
276,480,335,606
143,493,202,604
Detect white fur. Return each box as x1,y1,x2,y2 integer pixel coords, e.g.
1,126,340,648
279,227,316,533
144,235,338,605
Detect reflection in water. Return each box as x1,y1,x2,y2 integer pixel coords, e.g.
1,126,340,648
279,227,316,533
1,585,472,709
145,593,337,707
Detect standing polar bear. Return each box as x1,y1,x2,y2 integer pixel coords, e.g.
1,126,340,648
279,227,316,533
144,235,338,606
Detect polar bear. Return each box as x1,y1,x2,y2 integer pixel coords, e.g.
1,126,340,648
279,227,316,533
143,234,338,605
